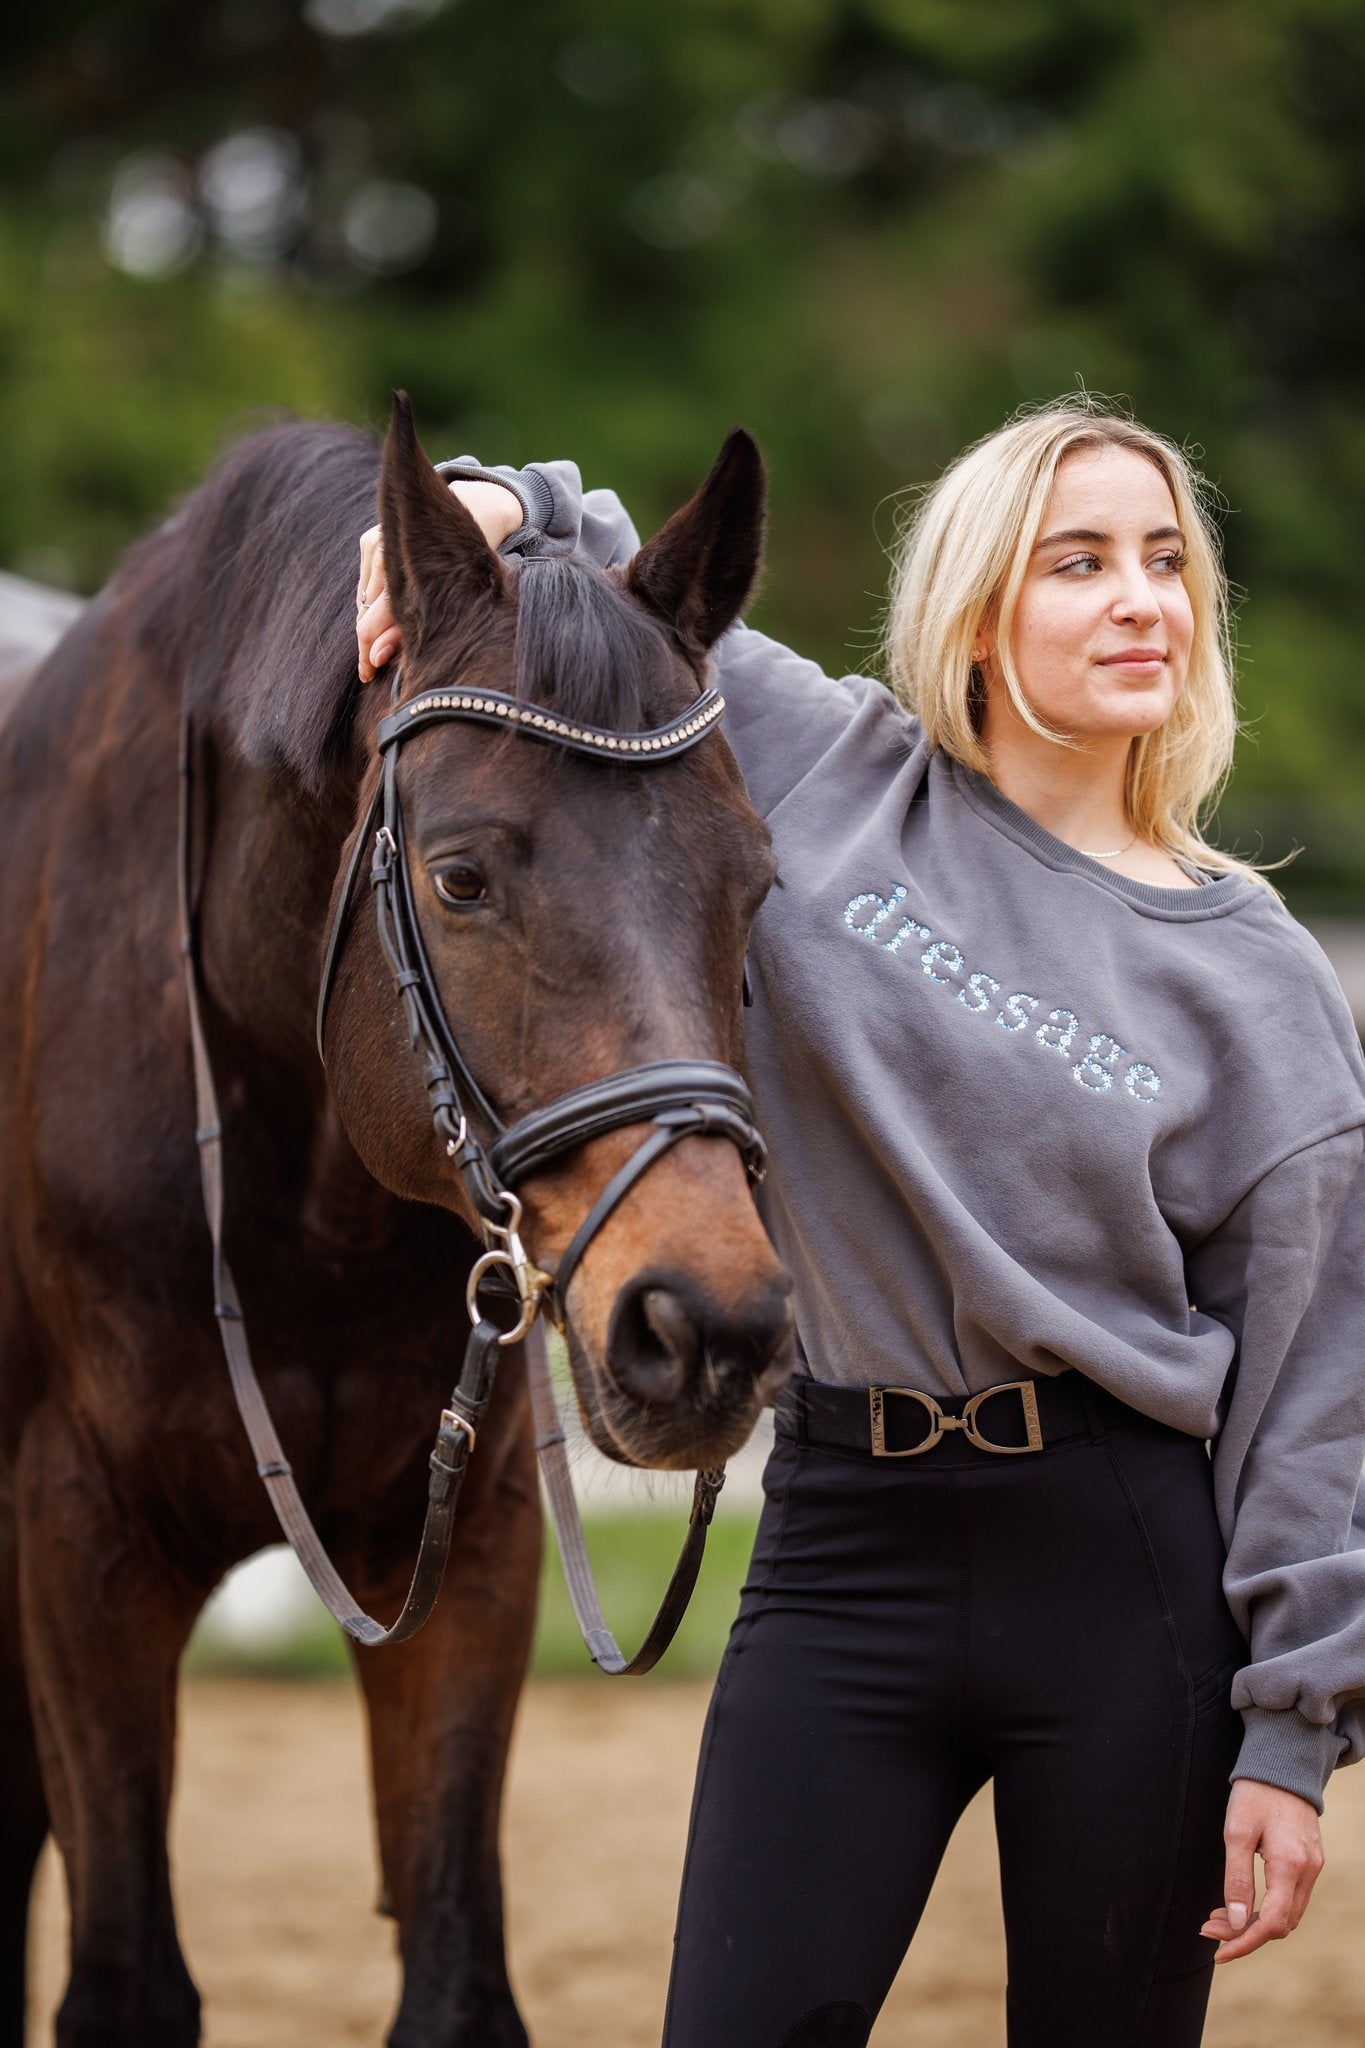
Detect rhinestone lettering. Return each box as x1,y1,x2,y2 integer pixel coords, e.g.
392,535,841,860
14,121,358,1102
1036,1009,1080,1057
921,939,965,986
995,993,1040,1033
841,883,1164,1106
844,886,907,940
958,971,1002,1014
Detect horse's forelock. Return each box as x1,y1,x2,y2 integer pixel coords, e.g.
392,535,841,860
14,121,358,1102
510,557,689,732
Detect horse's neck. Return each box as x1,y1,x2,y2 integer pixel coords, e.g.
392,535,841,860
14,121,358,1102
197,743,352,1092
197,746,407,1246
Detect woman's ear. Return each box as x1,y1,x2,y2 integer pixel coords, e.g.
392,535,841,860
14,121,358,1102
970,607,1000,671
968,623,995,733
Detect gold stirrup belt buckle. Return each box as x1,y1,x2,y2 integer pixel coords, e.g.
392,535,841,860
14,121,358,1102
868,1379,1043,1457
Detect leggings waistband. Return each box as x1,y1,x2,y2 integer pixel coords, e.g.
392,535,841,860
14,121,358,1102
774,1371,1189,1466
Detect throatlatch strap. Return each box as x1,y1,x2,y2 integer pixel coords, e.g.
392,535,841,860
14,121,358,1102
315,776,382,1062
525,1325,725,1676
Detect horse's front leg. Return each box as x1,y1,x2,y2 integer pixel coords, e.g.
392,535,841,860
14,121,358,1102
346,1367,540,2048
16,1405,205,2048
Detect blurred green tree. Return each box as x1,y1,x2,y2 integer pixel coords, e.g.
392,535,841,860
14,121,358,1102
3,0,1362,897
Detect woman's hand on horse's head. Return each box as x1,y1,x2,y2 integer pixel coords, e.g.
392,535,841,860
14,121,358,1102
356,523,398,683
356,478,524,683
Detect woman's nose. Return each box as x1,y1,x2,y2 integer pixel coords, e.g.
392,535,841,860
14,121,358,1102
1110,568,1160,626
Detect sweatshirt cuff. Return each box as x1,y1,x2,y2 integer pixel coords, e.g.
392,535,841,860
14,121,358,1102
1232,1706,1346,1813
434,458,556,551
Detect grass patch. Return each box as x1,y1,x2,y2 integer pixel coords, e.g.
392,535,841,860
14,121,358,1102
187,1610,351,1681
535,1508,757,1679
187,1509,759,1683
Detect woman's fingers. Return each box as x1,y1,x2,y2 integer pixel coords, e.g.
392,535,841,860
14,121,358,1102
355,480,521,681
368,622,402,672
357,525,385,606
1203,1781,1325,1962
356,524,400,682
1217,1810,1257,1955
357,590,398,683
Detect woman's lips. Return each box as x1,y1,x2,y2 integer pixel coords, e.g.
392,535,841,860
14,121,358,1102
1099,648,1166,674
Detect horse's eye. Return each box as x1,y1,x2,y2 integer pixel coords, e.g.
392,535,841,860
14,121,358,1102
432,862,487,906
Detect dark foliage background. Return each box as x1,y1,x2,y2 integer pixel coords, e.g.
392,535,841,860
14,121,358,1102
4,0,1362,902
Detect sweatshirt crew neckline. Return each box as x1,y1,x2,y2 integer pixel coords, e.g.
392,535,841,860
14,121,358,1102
947,757,1253,920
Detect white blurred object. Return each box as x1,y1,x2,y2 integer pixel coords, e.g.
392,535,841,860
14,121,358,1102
196,1548,327,1655
0,570,82,693
103,153,202,278
1307,919,1365,1032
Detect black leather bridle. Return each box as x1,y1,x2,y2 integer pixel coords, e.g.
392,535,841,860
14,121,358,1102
184,667,768,1672
315,672,766,1327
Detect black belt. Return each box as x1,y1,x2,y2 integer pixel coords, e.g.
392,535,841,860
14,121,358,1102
775,1371,1168,1463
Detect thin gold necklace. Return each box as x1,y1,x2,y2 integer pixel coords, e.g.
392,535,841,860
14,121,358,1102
1078,832,1137,860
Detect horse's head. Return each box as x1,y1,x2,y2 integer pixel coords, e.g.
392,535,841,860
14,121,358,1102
323,396,793,1468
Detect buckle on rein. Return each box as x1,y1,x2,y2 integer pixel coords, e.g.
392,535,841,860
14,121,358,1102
869,1379,1043,1457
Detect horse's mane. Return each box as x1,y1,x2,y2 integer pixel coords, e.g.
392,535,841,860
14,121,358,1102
131,418,685,800
143,420,381,798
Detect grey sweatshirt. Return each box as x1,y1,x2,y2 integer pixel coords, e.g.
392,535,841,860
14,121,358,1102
439,456,1365,1811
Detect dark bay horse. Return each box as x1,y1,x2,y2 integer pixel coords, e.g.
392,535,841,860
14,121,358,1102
0,398,793,2046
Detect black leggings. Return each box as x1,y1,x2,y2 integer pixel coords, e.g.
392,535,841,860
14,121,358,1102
663,1381,1246,2048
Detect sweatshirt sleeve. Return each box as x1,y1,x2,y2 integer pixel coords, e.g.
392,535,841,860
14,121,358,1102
1186,1123,1365,1810
434,455,641,568
434,455,912,816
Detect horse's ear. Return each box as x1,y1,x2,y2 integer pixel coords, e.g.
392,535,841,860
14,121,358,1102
379,390,506,648
626,429,766,656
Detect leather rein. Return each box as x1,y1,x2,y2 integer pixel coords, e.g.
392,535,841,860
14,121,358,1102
179,670,765,1672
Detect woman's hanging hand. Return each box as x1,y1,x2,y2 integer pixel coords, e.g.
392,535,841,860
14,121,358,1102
1200,1779,1325,1961
356,478,524,682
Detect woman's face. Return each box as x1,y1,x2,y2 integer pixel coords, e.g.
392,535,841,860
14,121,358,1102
981,443,1195,748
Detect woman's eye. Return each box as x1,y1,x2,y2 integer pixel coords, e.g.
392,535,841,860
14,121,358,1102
1151,550,1188,574
432,863,487,905
1054,552,1102,575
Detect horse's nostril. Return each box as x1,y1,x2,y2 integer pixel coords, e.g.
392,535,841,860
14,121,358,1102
607,1285,698,1404
606,1274,795,1409
641,1288,703,1377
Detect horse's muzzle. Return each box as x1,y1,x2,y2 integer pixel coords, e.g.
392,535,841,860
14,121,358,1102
596,1268,795,1462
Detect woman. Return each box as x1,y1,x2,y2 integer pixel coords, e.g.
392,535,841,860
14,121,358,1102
356,398,1365,2047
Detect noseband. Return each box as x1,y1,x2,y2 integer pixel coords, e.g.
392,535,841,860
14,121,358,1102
315,671,766,1334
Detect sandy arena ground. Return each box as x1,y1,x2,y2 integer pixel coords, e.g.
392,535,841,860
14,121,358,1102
27,1676,1365,2046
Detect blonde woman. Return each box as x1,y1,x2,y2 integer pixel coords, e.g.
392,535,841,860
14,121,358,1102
356,399,1365,2047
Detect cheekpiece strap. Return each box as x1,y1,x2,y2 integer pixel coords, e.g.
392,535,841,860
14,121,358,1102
377,685,725,763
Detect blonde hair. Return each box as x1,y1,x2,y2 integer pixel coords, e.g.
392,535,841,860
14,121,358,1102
883,393,1262,885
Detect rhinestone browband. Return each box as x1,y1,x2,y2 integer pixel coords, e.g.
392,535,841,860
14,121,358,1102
377,685,726,764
